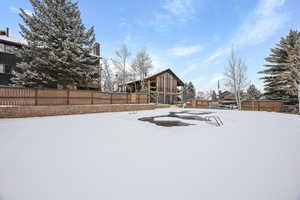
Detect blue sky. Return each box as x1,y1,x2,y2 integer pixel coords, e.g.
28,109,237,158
1,0,300,92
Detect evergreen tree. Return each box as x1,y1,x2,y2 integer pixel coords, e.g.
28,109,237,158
284,32,300,112
182,82,196,101
182,83,188,102
246,84,261,100
211,90,217,101
259,30,300,101
188,82,196,99
13,0,99,88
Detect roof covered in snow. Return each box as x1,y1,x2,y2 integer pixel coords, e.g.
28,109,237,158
124,68,184,86
0,35,27,46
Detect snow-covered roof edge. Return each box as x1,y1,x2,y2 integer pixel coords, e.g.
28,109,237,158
123,68,184,86
0,35,27,46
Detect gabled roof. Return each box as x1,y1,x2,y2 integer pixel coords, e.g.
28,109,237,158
146,68,184,85
124,68,184,86
0,35,26,46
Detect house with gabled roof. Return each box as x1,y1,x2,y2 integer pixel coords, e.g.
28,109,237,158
121,68,184,104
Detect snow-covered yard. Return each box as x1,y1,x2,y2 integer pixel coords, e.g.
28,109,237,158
0,108,300,200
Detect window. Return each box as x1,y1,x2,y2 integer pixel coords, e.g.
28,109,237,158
5,65,11,74
0,43,4,52
0,64,4,73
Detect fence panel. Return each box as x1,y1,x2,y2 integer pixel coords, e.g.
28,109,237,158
137,94,148,104
69,90,92,105
185,100,210,108
93,92,111,104
37,89,68,105
130,93,137,104
111,93,128,104
0,87,35,106
0,87,148,106
241,101,283,112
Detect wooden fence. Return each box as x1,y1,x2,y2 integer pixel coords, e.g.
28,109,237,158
0,87,148,106
241,101,283,112
186,99,284,112
186,99,210,108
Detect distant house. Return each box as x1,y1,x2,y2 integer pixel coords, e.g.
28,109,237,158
218,90,250,105
0,28,25,86
121,68,184,104
219,91,235,101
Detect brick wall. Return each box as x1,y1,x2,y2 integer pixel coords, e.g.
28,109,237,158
0,104,169,118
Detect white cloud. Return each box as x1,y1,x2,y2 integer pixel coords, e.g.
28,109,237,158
180,63,200,77
10,7,32,16
208,0,288,64
192,73,225,92
232,0,288,47
150,0,197,31
162,0,196,20
204,47,230,64
210,73,225,85
170,45,203,57
123,34,132,45
150,13,174,31
9,7,19,14
150,53,170,73
181,0,288,76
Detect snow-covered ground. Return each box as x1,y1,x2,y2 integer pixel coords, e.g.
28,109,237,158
0,108,300,200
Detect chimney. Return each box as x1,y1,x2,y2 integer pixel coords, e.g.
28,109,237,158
6,28,9,37
94,42,100,56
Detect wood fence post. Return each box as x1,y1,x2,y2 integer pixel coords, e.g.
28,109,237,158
91,91,94,105
34,88,38,106
137,94,140,104
110,93,113,104
126,93,129,104
67,89,70,105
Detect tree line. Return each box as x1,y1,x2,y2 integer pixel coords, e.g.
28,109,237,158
11,0,154,92
11,0,300,110
198,29,300,111
102,45,153,93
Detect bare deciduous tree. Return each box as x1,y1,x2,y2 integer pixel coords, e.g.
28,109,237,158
112,44,131,92
196,91,206,100
225,48,248,110
131,48,153,91
102,58,114,92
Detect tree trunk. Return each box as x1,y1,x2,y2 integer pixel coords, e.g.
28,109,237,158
234,90,241,110
237,91,241,110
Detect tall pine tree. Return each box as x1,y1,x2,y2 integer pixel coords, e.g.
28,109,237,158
13,0,99,88
259,30,300,101
284,32,300,112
